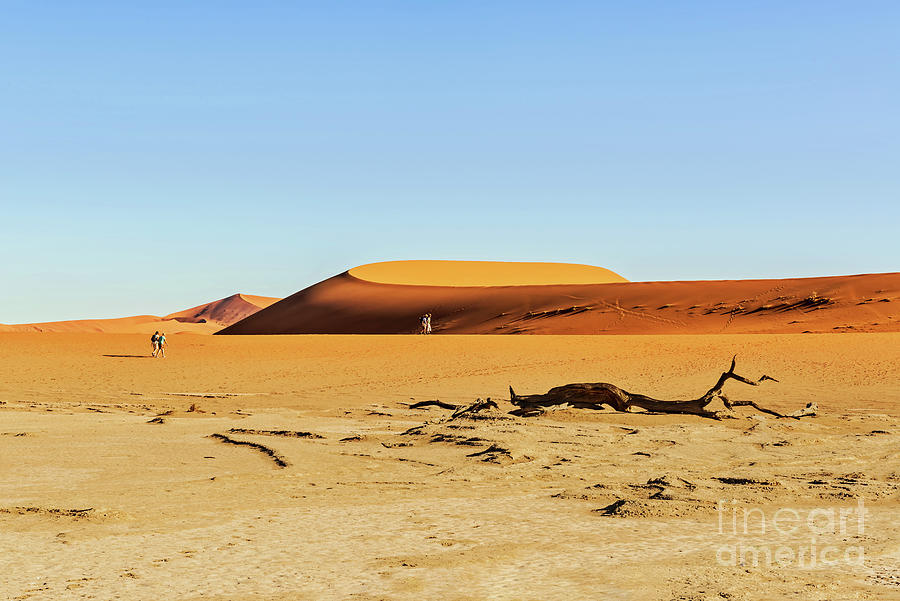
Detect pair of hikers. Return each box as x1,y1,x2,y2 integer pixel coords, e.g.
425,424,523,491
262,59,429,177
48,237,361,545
150,331,167,358
420,313,433,335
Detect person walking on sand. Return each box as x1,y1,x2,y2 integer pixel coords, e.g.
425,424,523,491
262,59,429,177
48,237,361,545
156,332,167,358
425,313,433,335
150,331,160,357
420,314,428,335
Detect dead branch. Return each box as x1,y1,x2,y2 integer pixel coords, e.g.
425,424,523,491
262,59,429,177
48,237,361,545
466,444,511,458
509,357,816,420
208,433,289,467
451,398,499,419
228,428,323,439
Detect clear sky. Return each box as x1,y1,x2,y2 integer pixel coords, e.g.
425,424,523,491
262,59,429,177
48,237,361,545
2,1,898,323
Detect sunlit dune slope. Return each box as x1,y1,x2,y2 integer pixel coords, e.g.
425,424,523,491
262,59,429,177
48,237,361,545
349,260,629,286
0,293,281,334
218,264,900,335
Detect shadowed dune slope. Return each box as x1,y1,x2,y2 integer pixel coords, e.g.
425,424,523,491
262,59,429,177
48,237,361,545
1,294,281,334
218,267,900,335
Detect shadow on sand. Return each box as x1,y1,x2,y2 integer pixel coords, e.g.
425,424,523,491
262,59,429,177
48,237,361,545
102,355,153,359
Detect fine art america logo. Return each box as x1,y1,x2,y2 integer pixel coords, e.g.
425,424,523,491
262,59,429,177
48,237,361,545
715,499,867,568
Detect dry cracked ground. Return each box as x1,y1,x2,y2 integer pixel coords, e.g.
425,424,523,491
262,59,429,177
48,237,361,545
2,394,899,601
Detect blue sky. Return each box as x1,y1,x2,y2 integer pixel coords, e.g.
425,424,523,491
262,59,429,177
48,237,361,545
2,1,898,322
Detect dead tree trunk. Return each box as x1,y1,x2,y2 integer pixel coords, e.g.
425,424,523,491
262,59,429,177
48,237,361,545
509,357,816,419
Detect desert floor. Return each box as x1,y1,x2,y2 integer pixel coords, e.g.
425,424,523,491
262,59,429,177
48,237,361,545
1,333,898,600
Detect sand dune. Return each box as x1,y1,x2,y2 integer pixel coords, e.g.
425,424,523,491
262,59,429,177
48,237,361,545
0,293,280,334
219,262,900,335
164,293,280,326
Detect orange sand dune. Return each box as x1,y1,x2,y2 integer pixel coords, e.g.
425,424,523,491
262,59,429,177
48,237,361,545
0,293,281,334
164,293,281,325
219,263,900,335
349,260,629,286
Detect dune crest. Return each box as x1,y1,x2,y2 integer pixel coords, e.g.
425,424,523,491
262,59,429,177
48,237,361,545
348,260,629,287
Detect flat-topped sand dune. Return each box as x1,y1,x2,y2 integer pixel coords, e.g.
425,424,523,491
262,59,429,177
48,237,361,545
0,293,280,334
219,262,900,335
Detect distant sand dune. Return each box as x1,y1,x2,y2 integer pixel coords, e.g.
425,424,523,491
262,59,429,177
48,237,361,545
0,315,216,335
164,293,281,325
0,293,280,334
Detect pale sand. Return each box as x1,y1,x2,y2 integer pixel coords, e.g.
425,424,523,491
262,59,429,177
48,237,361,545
1,333,899,600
